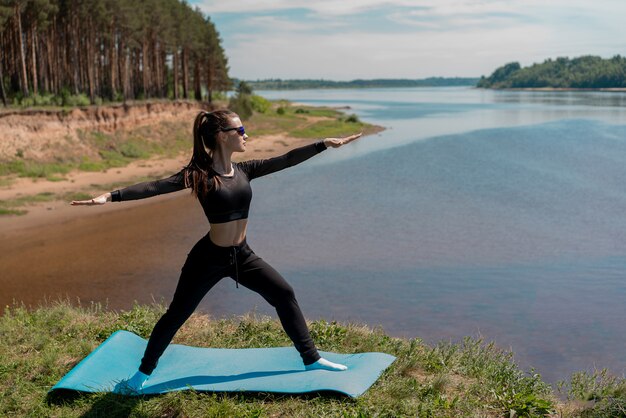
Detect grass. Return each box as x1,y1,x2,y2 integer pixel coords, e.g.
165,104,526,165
0,102,383,216
0,192,60,216
0,207,27,216
246,102,381,139
0,174,173,216
0,120,192,181
290,118,371,139
1,301,623,417
0,102,379,184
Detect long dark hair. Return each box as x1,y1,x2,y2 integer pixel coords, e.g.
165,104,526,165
183,109,237,198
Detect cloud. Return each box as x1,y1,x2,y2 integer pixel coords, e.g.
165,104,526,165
192,0,626,79
227,25,556,80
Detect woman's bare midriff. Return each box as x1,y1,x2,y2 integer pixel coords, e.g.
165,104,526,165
208,219,248,247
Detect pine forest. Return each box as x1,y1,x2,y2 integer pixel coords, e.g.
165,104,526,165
0,0,231,107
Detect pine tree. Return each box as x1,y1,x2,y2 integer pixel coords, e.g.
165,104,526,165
0,0,232,104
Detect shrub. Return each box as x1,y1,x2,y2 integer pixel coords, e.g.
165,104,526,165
346,114,360,123
249,94,271,114
228,95,253,120
211,91,228,101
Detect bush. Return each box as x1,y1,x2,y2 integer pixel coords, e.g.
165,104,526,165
346,114,360,123
228,95,253,120
276,107,285,115
249,94,271,114
69,94,91,107
59,87,71,106
211,91,228,101
118,142,148,159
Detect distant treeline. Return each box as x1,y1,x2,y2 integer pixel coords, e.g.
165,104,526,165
478,55,626,89
0,0,231,106
244,77,480,90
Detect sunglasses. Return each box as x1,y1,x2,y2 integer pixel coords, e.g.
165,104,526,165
221,126,246,136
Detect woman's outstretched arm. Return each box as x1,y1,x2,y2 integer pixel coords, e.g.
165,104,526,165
70,170,187,206
71,191,113,206
241,132,363,180
323,132,363,148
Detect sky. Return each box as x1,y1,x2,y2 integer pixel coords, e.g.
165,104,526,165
190,0,626,81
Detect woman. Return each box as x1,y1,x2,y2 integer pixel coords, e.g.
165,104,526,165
71,109,362,392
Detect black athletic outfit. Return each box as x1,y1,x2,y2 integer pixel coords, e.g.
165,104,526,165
111,141,327,375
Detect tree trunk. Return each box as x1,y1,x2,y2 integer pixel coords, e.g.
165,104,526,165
47,26,55,94
15,3,29,97
182,46,188,99
30,24,38,96
109,22,117,100
119,34,129,102
142,38,149,98
206,57,213,103
87,19,95,104
0,59,7,106
173,48,179,99
44,29,53,93
72,12,79,94
133,47,141,99
193,58,201,101
96,33,102,99
0,31,7,105
152,34,159,97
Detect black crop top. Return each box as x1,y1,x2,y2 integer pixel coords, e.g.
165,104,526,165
111,141,327,223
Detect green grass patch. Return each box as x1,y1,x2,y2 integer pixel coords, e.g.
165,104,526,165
0,103,375,184
296,106,343,118
1,120,192,180
78,159,107,172
246,112,303,136
246,102,379,139
0,173,177,216
0,192,58,216
290,118,370,139
62,191,94,202
0,177,15,187
0,160,72,179
0,207,27,216
5,301,618,416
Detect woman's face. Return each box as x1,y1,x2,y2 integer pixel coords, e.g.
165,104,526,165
219,116,248,153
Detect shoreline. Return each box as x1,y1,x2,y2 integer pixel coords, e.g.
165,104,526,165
484,87,626,92
0,133,325,236
0,97,385,234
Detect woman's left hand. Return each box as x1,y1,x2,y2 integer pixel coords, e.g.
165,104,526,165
324,132,363,148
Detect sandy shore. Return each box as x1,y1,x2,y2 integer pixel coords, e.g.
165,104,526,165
0,133,316,237
0,131,371,314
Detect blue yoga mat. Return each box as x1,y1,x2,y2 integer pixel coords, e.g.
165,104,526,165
50,330,396,398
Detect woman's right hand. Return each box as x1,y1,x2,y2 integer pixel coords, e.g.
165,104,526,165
71,192,111,206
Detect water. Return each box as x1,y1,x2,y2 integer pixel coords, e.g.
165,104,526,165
205,87,626,383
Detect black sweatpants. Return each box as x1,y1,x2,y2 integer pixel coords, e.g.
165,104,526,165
139,234,321,375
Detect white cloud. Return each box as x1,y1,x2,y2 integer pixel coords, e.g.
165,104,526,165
199,0,412,15
229,25,557,79
199,0,624,17
194,0,626,79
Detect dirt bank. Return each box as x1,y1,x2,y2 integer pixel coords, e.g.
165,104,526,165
0,101,384,232
0,100,204,161
0,134,319,235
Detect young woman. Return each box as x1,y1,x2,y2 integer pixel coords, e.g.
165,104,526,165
71,109,362,392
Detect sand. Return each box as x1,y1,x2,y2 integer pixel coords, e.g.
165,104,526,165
0,133,316,237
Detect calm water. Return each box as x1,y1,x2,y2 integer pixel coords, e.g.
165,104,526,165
210,87,626,383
